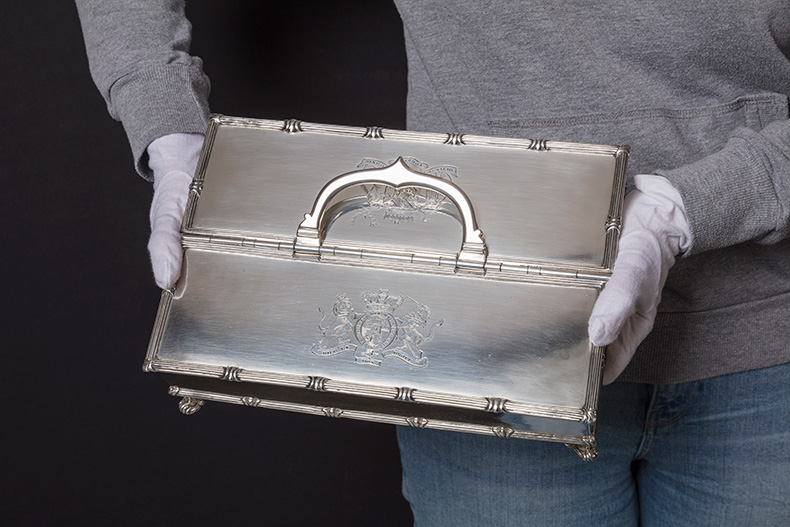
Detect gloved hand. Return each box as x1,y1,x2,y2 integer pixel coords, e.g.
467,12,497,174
588,174,692,384
146,133,204,289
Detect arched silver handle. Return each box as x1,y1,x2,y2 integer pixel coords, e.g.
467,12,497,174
294,157,487,273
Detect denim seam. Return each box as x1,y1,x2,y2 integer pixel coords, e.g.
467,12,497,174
634,385,660,459
655,382,699,427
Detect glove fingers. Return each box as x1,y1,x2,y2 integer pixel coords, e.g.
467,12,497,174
601,309,657,384
589,175,691,383
589,283,634,346
148,171,192,289
588,233,663,346
148,228,182,289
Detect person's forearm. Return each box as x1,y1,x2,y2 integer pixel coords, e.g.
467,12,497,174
75,0,211,179
657,118,790,254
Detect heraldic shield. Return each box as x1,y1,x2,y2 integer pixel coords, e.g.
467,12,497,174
145,116,628,461
312,290,444,367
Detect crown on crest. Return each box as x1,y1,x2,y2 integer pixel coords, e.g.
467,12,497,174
362,289,403,314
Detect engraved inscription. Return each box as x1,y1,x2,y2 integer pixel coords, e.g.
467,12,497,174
312,289,443,368
351,157,458,226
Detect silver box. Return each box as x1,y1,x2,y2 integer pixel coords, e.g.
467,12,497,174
145,116,628,460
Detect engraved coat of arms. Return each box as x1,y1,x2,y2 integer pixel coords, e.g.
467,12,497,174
351,157,458,225
312,289,443,367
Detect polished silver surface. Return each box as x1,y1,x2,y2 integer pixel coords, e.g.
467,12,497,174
158,249,598,408
146,116,629,460
187,117,624,271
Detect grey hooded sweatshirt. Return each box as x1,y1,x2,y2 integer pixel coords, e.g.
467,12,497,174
77,0,790,384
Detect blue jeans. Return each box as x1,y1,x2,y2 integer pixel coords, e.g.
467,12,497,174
397,362,790,526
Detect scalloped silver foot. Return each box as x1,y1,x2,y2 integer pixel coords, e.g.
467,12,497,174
566,440,598,461
178,396,205,415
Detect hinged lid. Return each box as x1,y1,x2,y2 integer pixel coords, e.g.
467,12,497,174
184,116,628,280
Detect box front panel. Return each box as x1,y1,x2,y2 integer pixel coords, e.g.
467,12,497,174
156,249,598,410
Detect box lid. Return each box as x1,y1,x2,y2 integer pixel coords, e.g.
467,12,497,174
184,116,628,278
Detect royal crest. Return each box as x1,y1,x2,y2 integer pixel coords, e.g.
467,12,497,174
312,289,444,367
351,157,458,225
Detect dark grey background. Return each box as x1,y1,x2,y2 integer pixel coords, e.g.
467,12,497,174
3,1,412,524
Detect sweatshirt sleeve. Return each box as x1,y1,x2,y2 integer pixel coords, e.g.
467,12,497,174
657,118,790,254
75,0,211,179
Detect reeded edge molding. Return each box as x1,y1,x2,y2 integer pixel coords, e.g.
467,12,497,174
485,397,508,413
322,407,344,418
444,133,465,146
165,386,596,455
306,376,328,391
221,366,242,382
143,289,174,373
183,117,220,231
396,387,416,402
363,126,384,139
149,359,586,422
580,344,606,438
406,417,429,428
210,114,622,156
492,425,515,438
241,396,261,407
282,119,303,133
527,138,548,151
582,408,598,425
188,180,204,196
603,146,630,272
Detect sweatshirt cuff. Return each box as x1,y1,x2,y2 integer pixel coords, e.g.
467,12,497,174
656,126,787,255
109,62,210,180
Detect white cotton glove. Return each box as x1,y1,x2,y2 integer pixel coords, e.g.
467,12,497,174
588,174,692,384
146,133,204,289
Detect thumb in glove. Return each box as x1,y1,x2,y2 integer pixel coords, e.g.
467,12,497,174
146,133,204,289
588,174,692,384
